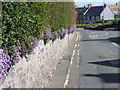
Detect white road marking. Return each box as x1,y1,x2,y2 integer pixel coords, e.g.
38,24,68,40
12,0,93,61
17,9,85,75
75,44,77,47
72,50,75,57
112,43,119,47
76,37,78,42
70,57,73,65
79,36,81,40
105,32,108,35
76,32,79,42
64,79,69,87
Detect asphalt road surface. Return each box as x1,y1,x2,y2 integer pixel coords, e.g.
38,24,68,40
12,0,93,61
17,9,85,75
48,28,120,88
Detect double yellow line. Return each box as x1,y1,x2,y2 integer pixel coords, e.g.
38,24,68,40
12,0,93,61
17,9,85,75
63,32,80,88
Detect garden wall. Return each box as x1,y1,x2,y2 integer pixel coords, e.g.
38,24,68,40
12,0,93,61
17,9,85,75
0,33,75,88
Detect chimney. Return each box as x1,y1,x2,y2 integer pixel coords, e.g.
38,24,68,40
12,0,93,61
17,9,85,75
87,3,92,8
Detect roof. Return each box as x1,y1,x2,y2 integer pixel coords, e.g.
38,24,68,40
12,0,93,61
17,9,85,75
85,6,104,16
75,7,88,15
108,4,118,10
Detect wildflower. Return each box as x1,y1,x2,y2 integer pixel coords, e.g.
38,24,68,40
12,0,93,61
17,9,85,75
0,49,12,79
32,36,40,50
69,26,74,33
41,31,44,40
61,28,66,37
55,32,59,39
13,45,21,64
46,28,52,39
65,29,69,34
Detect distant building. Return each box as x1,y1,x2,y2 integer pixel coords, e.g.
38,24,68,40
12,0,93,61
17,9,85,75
84,6,104,23
118,1,120,10
75,6,88,24
75,4,115,24
84,5,114,23
117,1,120,17
107,4,119,19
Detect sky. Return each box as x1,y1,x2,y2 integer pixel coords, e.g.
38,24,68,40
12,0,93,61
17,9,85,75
74,0,120,7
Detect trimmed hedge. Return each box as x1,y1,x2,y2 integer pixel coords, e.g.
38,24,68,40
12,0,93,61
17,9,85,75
77,19,120,30
1,2,77,78
2,2,76,54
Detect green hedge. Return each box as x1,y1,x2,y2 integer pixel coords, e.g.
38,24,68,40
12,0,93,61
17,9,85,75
2,2,76,56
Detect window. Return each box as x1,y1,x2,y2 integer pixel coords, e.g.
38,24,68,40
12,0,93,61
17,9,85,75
94,16,96,20
89,16,92,20
85,16,87,20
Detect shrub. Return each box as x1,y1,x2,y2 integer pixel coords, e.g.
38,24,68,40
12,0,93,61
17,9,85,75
1,2,77,78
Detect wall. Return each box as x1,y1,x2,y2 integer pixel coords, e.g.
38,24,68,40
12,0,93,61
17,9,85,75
0,33,75,89
84,15,101,23
100,6,114,20
117,1,120,10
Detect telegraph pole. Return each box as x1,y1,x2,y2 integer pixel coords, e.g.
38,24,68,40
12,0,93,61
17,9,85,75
103,0,105,30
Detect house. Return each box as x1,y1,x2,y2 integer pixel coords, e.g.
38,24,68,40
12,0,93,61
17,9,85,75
117,1,120,17
75,3,115,24
75,4,93,24
118,1,120,10
84,5,114,23
107,4,119,19
75,6,88,24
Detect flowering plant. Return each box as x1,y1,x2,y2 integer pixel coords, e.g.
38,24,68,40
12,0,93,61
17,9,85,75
32,36,40,51
46,28,52,39
0,49,12,78
0,25,76,79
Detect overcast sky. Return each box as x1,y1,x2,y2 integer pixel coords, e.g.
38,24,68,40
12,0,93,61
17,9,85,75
74,0,120,7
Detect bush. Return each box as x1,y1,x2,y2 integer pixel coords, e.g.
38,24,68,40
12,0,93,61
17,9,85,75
1,2,77,78
2,2,76,54
95,20,103,23
116,19,120,30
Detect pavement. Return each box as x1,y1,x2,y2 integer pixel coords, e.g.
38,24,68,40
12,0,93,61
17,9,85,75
47,28,120,89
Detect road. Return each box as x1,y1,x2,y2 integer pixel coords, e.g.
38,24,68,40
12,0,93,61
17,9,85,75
47,28,120,88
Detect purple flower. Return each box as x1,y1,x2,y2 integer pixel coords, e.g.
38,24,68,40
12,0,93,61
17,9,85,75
0,49,12,79
65,29,68,34
13,45,21,64
69,25,76,33
73,25,76,32
41,31,44,40
18,46,22,55
69,27,74,33
61,28,65,36
61,28,68,37
0,74,4,79
55,32,59,39
46,28,52,39
0,49,3,54
0,62,4,68
32,36,40,51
